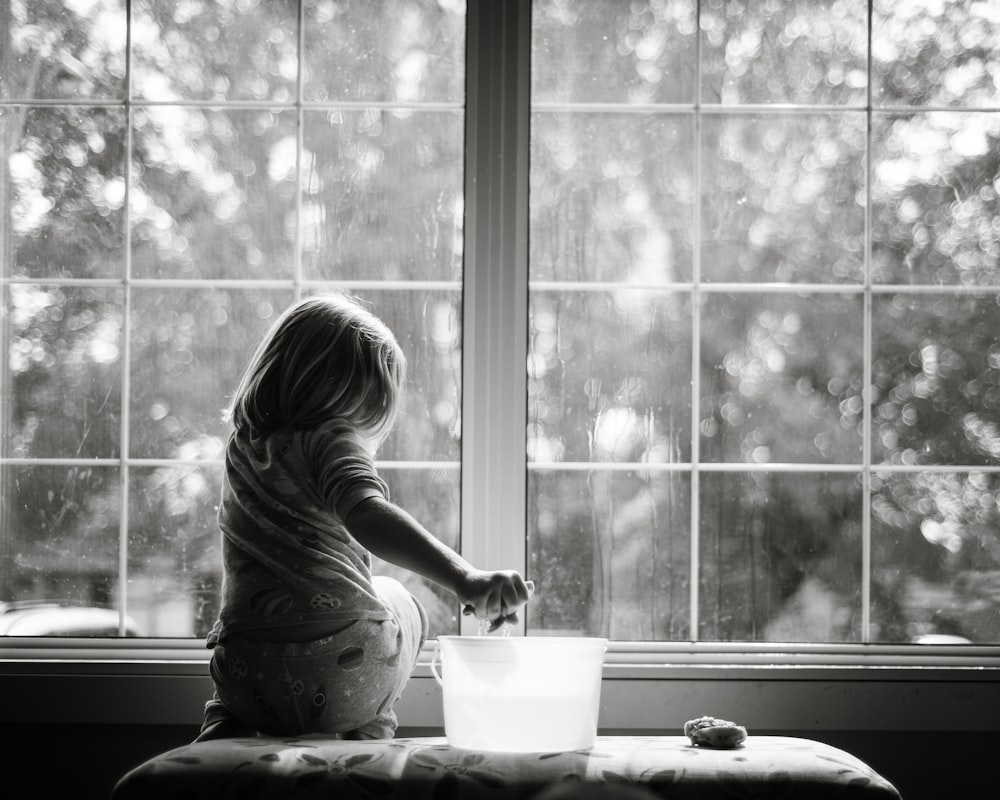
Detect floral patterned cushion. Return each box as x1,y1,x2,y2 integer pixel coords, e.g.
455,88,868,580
112,735,901,800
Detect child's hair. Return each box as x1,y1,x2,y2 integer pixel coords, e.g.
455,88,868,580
227,293,406,446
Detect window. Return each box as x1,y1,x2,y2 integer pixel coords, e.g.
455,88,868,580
526,0,1000,646
1,0,465,637
2,0,999,652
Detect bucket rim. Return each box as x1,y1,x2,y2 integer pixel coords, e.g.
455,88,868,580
435,634,608,648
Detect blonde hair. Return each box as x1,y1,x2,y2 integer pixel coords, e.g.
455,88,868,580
228,293,406,446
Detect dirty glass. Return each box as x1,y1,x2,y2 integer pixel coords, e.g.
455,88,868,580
1,465,121,624
131,108,297,281
532,0,697,105
5,106,126,280
131,0,298,102
3,0,1000,645
871,112,1000,286
530,113,695,283
700,0,868,106
872,470,1000,644
527,290,692,465
529,469,692,641
4,285,123,459
872,0,1000,109
0,0,126,101
1,0,465,637
699,470,863,642
700,113,867,283
525,285,693,637
528,0,1000,643
302,109,465,282
129,288,291,460
302,0,465,104
127,464,223,637
872,293,1000,467
700,293,864,465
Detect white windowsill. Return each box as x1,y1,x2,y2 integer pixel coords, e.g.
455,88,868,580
3,639,997,733
4,637,999,666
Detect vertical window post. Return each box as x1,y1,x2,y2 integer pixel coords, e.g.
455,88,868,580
461,0,531,635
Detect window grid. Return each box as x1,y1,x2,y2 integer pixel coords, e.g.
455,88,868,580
3,1,1000,649
524,0,1000,644
0,1,465,638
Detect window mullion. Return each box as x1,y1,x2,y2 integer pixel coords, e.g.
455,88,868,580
460,0,531,635
861,0,875,644
690,0,704,643
118,0,135,638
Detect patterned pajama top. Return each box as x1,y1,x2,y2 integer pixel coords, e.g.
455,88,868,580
207,420,392,647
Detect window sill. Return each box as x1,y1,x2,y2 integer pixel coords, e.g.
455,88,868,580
3,637,998,668
2,639,998,731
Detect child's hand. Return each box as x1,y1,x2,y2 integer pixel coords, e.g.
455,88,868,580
457,570,534,631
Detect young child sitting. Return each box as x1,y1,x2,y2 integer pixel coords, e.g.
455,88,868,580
197,293,532,741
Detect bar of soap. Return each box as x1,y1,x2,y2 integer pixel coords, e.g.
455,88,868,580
684,715,748,748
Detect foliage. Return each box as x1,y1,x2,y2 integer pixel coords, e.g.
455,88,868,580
2,0,999,642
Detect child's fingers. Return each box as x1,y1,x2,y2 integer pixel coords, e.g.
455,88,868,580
465,604,516,632
500,576,533,611
488,612,518,632
461,574,535,625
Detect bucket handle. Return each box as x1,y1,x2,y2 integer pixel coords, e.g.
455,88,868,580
429,639,443,687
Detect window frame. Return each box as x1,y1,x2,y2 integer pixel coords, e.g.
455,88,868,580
1,0,999,733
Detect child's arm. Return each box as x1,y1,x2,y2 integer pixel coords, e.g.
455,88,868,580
345,496,533,623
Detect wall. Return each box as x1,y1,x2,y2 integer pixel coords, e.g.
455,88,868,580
1,663,996,799
0,721,994,799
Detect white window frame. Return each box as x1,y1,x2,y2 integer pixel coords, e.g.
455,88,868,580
1,0,999,734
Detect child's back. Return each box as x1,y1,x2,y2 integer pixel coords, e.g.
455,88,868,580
197,293,531,740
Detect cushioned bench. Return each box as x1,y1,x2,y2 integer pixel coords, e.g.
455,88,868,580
112,734,901,799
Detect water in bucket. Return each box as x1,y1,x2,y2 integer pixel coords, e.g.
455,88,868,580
432,635,608,752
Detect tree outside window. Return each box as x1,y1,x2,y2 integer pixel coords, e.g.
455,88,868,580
2,0,998,645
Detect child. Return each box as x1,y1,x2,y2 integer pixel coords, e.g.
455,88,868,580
197,293,533,741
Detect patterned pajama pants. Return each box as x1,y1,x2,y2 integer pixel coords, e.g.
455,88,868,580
201,576,429,738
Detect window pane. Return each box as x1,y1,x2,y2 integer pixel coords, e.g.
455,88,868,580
4,285,122,459
873,293,1000,467
872,0,1000,108
527,288,692,640
700,0,867,106
6,3,468,639
700,113,866,283
6,106,126,280
528,290,692,465
699,471,863,642
302,0,465,104
128,464,223,638
131,0,297,102
871,112,1000,286
700,293,864,465
0,0,126,100
1,465,123,635
302,110,465,282
872,470,1000,644
532,0,697,105
345,290,462,464
528,469,692,640
531,112,694,283
131,108,297,280
130,289,292,460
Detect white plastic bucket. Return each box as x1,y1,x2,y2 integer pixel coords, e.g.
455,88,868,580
431,635,608,752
